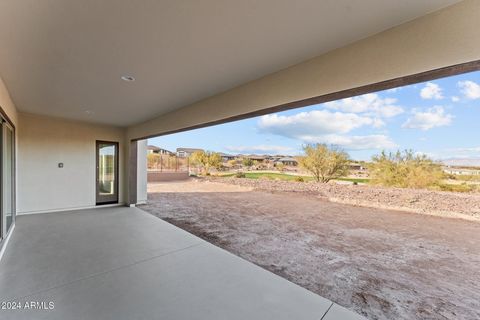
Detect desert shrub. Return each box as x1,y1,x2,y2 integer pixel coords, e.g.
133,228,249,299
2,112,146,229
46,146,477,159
445,173,457,180
242,158,254,167
369,150,444,189
235,171,246,178
456,174,480,182
189,151,222,175
147,153,161,169
437,183,474,193
256,163,267,170
227,159,237,167
297,143,349,183
294,176,304,182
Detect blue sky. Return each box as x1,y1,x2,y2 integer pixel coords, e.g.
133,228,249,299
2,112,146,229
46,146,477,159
149,71,480,161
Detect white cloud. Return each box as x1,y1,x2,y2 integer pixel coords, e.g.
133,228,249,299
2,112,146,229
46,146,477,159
372,118,386,128
420,82,443,100
257,110,395,150
402,106,453,131
225,145,293,154
258,110,376,137
299,134,396,150
451,96,460,102
386,87,400,93
458,80,480,99
324,93,404,118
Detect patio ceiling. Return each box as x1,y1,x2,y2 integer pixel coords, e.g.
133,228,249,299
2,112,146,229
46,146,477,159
0,0,459,126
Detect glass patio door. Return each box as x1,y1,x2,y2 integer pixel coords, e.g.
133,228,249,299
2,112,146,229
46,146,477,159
96,141,119,205
1,120,14,241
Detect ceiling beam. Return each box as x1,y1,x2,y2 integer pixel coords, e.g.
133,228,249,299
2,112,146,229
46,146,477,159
128,0,480,140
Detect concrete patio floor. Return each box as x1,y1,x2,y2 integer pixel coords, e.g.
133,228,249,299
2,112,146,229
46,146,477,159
0,207,364,320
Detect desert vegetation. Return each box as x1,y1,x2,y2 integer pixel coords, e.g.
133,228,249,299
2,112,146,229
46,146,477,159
242,157,254,167
147,153,181,170
147,152,161,169
189,151,222,175
297,143,350,183
148,143,480,193
368,150,444,189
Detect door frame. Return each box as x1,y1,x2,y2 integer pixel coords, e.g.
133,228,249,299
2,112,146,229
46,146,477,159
95,140,119,205
0,105,15,246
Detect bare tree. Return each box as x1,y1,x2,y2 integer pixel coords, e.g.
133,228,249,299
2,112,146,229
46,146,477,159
297,143,349,183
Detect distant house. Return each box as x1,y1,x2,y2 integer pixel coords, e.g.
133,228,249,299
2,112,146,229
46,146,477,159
349,163,366,171
245,155,266,162
218,152,236,161
147,145,174,155
176,147,204,158
147,145,160,154
277,157,298,166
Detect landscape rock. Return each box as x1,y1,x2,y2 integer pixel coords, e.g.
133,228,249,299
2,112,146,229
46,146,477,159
206,177,480,220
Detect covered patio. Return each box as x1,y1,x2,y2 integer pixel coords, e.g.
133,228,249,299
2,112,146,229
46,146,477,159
0,1,479,319
0,206,361,319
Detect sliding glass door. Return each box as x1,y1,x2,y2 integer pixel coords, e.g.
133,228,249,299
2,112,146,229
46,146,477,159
1,117,15,243
96,141,119,205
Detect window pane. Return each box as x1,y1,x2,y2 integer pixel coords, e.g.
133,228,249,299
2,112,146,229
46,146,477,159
99,144,116,195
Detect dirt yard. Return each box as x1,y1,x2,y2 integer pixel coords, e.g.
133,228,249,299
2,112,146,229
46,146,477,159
140,179,480,320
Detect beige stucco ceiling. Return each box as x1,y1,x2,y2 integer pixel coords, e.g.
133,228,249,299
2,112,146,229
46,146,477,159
0,0,460,126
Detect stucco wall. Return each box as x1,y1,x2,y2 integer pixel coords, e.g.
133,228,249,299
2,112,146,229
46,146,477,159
127,0,480,141
17,113,127,214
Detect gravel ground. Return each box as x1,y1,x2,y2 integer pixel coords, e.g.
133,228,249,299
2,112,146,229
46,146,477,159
141,179,480,320
206,177,480,221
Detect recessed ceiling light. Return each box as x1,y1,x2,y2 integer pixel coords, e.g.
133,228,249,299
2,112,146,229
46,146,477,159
121,75,135,82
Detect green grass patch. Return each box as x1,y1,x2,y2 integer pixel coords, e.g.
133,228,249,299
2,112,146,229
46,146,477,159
246,172,314,181
436,183,477,193
453,174,480,182
335,177,370,184
217,172,312,181
217,172,369,183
